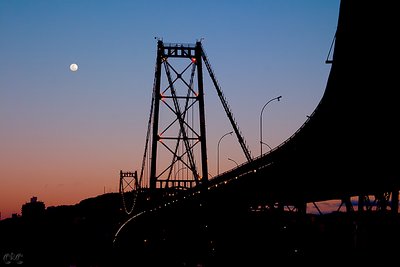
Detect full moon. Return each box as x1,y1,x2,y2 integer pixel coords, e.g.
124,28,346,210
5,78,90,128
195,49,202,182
69,63,78,72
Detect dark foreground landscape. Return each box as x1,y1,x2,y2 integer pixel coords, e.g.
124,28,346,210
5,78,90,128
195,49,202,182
1,193,400,266
2,1,399,266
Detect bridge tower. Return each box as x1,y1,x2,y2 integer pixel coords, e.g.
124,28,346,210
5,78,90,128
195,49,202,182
147,39,252,194
149,40,209,192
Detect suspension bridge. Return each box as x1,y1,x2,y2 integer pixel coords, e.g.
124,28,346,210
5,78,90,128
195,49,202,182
113,1,399,266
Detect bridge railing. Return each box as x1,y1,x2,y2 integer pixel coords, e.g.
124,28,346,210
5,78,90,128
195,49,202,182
157,179,197,190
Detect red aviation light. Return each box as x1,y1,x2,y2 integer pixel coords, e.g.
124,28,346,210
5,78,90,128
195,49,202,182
191,57,197,63
157,133,163,142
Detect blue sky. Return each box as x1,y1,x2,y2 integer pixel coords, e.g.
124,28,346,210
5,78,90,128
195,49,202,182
0,0,340,218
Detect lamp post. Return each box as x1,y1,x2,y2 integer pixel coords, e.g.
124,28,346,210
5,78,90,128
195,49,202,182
228,157,239,167
172,167,187,188
260,96,282,156
174,167,186,178
217,131,233,175
260,141,272,151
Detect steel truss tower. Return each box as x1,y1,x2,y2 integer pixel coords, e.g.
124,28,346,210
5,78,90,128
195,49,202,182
149,40,252,193
149,40,208,190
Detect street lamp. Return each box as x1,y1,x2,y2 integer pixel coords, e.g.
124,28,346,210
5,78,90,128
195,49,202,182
227,157,239,167
260,141,272,151
174,167,186,178
217,131,233,175
260,95,282,156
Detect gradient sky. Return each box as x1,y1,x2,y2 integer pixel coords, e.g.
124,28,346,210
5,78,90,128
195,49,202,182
0,0,340,219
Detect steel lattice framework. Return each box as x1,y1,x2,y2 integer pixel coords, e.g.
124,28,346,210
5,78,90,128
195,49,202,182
148,40,252,192
149,41,207,190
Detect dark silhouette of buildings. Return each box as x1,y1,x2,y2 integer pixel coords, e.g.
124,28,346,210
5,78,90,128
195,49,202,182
0,193,124,266
21,196,45,219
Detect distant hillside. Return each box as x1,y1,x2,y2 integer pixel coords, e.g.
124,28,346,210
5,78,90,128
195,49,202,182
0,192,127,266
